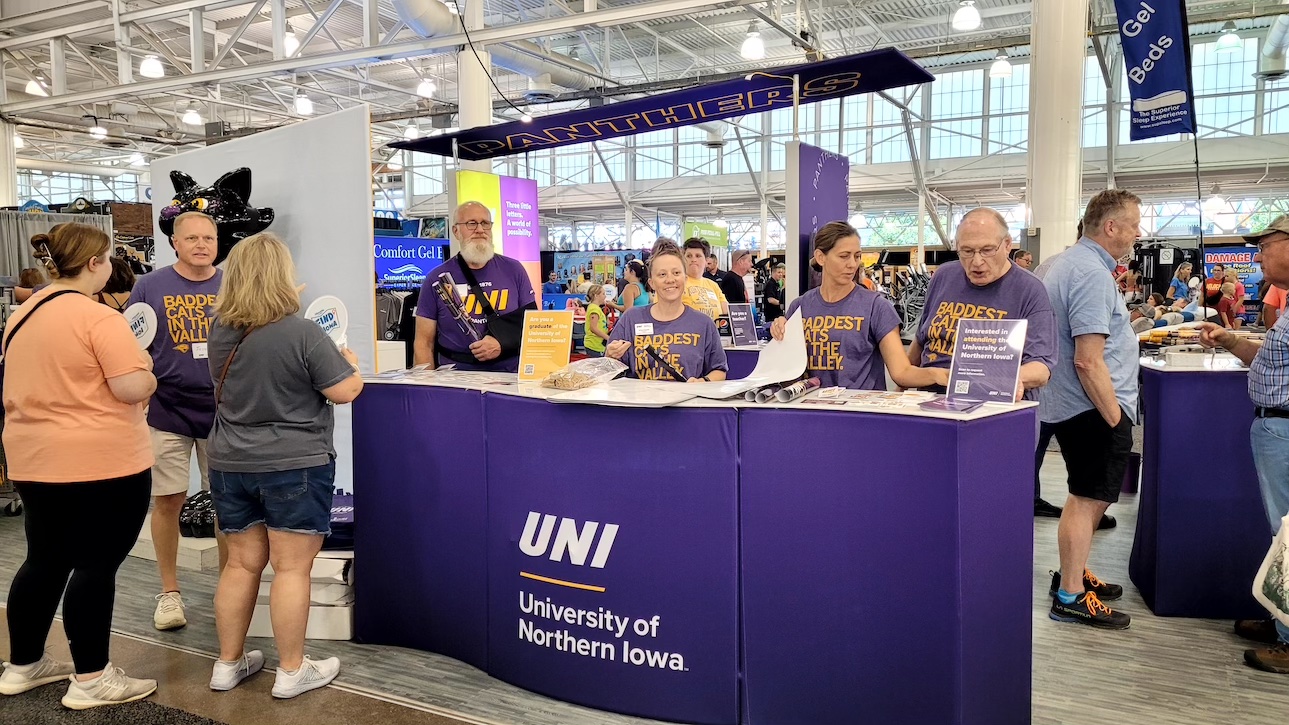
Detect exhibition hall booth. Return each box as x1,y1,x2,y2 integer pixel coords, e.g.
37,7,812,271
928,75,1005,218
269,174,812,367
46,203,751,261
352,374,1037,725
1131,361,1272,620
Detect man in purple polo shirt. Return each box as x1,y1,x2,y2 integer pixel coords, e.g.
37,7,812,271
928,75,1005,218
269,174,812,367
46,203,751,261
414,201,537,372
128,210,225,631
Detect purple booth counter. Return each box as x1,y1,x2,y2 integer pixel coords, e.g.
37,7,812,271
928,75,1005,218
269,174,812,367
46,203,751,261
1129,365,1271,620
723,347,760,380
352,378,1036,725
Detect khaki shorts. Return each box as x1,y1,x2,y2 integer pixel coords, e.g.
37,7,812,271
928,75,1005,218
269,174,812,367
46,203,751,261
150,428,210,497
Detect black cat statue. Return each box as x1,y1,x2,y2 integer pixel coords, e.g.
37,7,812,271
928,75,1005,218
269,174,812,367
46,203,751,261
157,168,274,265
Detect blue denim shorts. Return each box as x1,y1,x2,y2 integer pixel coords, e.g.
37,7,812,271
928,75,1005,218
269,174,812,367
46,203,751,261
210,461,334,537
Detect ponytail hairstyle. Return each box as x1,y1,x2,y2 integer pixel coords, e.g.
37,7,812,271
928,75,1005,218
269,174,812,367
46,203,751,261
810,221,860,271
30,222,111,280
585,284,604,306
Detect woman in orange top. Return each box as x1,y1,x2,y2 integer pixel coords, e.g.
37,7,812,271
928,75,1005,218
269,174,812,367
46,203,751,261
0,223,159,710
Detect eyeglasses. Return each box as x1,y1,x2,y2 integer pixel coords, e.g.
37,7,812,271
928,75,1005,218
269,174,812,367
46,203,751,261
455,220,494,231
1258,236,1289,253
957,242,1004,260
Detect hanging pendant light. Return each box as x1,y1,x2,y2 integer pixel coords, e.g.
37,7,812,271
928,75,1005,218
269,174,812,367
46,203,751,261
283,30,300,56
24,79,48,97
951,1,982,32
181,102,203,126
416,78,437,98
294,91,314,115
139,54,165,78
989,52,1013,79
1215,22,1241,54
403,122,420,140
741,22,766,61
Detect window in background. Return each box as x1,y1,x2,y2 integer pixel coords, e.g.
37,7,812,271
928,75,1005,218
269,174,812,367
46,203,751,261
841,94,870,162
554,147,591,185
678,125,718,173
1083,55,1109,148
722,138,761,176
929,69,984,159
1191,37,1258,138
988,62,1029,154
871,87,920,164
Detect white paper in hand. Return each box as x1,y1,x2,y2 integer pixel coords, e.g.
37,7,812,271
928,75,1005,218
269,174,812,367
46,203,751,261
124,302,157,350
684,310,809,400
305,295,348,348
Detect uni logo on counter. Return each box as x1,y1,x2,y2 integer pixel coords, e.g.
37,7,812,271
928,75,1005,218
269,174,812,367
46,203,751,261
519,512,619,569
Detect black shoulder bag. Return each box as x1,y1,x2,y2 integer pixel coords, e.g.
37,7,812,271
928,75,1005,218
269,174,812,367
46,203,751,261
454,255,536,361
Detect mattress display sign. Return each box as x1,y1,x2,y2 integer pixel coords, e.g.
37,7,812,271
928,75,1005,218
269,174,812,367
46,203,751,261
1114,0,1196,140
373,237,449,289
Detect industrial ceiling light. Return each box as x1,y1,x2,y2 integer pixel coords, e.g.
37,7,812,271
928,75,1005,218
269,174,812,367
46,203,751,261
416,78,437,98
139,54,165,79
24,79,47,97
521,113,533,123
741,22,766,61
88,118,108,140
951,0,982,32
714,214,729,228
989,51,1013,79
1203,184,1227,214
1216,22,1241,54
13,133,24,149
181,102,203,126
403,122,420,139
129,152,147,167
283,30,300,56
294,91,314,115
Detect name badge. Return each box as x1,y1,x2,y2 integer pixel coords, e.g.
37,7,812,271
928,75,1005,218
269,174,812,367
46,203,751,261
192,342,208,360
455,284,470,300
635,323,654,336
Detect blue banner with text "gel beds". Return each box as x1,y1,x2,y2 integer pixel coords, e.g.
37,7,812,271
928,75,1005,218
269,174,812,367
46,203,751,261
393,48,933,161
1114,0,1196,140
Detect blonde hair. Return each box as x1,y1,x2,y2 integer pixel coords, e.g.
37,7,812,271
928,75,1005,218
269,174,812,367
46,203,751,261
586,284,604,303
1224,269,1239,281
1173,263,1192,281
173,211,217,236
29,222,110,279
1221,282,1236,295
212,232,300,329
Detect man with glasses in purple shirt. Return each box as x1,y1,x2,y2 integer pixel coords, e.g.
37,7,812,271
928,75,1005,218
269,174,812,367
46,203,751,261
414,201,537,372
908,207,1056,402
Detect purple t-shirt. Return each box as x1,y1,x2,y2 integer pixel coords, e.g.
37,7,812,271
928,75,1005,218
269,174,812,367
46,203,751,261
415,254,536,372
127,266,222,438
608,306,728,381
786,286,901,390
916,262,1056,399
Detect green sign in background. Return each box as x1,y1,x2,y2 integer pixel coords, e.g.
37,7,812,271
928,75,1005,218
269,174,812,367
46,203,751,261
682,221,729,248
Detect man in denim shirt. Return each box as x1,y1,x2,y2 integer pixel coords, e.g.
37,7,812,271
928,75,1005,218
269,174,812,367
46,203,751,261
1040,189,1141,630
1198,214,1289,674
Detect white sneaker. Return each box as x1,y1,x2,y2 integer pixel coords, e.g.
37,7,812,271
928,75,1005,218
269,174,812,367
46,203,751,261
153,592,186,630
209,650,264,691
60,663,157,710
271,656,339,699
0,654,75,695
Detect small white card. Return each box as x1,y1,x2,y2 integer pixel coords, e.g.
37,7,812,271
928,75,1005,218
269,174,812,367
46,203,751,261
192,342,208,360
634,323,654,336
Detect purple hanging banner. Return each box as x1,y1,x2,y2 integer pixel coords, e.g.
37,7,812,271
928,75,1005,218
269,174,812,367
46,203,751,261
393,48,933,161
1113,0,1197,140
787,142,851,297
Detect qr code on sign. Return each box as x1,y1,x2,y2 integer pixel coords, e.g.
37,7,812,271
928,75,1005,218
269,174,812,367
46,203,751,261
523,364,535,375
954,381,970,395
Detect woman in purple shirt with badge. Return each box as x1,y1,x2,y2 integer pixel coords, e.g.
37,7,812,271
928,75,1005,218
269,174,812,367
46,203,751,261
771,222,949,391
606,244,728,382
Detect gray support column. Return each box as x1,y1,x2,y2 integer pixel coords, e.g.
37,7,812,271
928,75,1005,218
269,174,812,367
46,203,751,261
1025,0,1088,262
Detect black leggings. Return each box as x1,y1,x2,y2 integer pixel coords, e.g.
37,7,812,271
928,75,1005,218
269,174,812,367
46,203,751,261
6,471,151,674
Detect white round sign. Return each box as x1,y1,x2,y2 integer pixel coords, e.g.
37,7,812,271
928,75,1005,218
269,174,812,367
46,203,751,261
305,295,348,348
124,302,157,350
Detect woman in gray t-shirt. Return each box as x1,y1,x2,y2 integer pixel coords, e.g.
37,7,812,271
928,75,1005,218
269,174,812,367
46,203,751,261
204,233,363,699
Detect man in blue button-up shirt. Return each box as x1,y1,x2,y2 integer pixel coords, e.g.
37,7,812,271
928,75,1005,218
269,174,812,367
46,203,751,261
1040,189,1142,631
1199,214,1289,674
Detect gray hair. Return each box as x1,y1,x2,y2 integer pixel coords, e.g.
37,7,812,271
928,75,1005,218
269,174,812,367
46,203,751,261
957,207,1010,241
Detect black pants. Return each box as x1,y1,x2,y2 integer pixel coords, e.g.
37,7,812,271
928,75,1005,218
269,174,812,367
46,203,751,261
1034,422,1057,500
6,471,151,673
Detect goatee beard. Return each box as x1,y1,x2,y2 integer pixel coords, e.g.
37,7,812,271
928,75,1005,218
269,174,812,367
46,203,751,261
461,241,495,267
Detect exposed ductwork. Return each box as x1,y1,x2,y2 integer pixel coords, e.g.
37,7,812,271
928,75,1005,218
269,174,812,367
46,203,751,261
391,0,601,101
1257,0,1289,80
17,157,129,177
